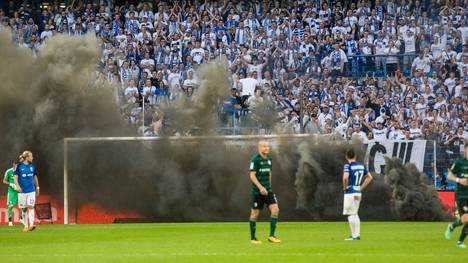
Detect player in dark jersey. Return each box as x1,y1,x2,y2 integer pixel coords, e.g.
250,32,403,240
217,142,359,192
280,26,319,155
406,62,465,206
248,140,280,244
446,142,468,248
342,149,373,241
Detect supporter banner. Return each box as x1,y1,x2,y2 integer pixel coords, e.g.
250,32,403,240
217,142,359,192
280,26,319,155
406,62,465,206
366,140,427,174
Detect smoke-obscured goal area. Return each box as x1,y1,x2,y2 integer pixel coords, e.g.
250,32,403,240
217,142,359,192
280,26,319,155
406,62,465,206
67,138,256,222
65,136,448,223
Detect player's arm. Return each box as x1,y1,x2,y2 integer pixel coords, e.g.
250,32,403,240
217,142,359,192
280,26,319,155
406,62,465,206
13,165,22,192
4,171,17,190
250,171,267,195
2,171,9,185
34,174,40,196
13,175,22,193
362,120,372,132
360,172,374,191
448,163,468,186
342,171,349,191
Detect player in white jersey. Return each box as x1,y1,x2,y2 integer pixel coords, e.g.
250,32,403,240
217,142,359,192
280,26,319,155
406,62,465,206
343,149,373,240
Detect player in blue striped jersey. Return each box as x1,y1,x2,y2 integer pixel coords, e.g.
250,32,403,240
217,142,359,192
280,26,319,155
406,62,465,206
343,149,373,241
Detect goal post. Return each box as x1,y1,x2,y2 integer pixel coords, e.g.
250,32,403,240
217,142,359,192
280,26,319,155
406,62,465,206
62,134,315,224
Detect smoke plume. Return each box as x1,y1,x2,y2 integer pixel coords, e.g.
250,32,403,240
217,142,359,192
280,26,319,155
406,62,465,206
163,60,230,134
0,30,447,222
383,157,449,221
293,137,393,220
247,96,279,132
0,30,130,193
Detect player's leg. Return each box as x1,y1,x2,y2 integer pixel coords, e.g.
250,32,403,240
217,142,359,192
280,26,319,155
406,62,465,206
267,193,280,243
344,193,361,240
268,204,279,235
249,209,261,244
456,200,468,248
18,193,29,231
456,213,468,248
7,191,15,226
249,195,263,244
446,202,461,239
21,209,28,230
15,191,22,225
7,205,14,226
353,194,362,239
352,215,361,239
27,192,37,231
449,218,462,230
343,194,356,240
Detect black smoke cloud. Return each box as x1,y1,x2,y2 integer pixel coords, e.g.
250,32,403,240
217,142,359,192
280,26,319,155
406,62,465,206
0,30,131,195
247,96,279,132
0,30,448,222
72,136,446,222
383,157,449,221
163,60,230,134
293,139,449,221
293,137,393,221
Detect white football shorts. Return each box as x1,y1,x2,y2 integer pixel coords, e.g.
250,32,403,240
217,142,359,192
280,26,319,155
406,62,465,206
343,193,361,215
18,192,36,208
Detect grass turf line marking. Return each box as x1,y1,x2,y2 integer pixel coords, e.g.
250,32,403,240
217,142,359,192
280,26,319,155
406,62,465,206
0,252,463,258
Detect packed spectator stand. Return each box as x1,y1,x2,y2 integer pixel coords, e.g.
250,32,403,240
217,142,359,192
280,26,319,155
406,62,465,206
0,0,466,148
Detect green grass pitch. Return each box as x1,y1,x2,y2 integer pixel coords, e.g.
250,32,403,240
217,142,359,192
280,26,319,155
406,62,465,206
0,222,466,262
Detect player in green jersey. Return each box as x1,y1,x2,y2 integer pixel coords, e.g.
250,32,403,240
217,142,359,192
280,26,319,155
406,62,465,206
248,140,280,244
3,161,18,226
446,142,468,248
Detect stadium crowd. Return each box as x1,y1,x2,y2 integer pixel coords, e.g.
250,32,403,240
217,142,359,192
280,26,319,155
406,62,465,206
0,0,467,144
